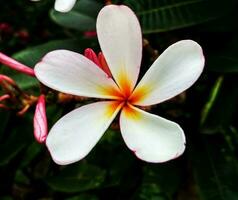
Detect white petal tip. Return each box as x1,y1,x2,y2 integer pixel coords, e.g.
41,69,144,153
54,0,76,13
133,143,186,163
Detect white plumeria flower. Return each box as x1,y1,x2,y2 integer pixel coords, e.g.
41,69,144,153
35,5,205,165
31,0,77,12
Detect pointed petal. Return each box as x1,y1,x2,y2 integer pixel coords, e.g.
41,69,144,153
46,101,123,165
35,50,122,99
54,0,77,12
97,5,142,95
130,40,205,106
120,104,186,163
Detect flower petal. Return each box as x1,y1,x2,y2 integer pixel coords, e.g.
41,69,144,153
130,40,205,106
54,0,77,12
97,5,142,96
35,50,122,99
120,104,186,163
46,101,123,165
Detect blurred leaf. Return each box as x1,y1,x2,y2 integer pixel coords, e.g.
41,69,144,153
89,129,138,189
0,197,14,200
19,142,43,168
50,0,102,31
201,76,238,133
135,163,183,200
192,135,238,200
14,169,30,185
123,0,236,33
46,104,63,127
196,9,238,32
46,163,106,193
200,76,223,125
1,38,91,90
135,183,166,200
0,134,26,166
66,194,99,200
207,39,238,73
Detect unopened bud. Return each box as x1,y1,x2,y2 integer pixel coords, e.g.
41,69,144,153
0,52,35,77
84,48,100,66
34,95,48,143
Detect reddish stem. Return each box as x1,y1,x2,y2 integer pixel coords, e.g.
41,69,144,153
0,74,17,86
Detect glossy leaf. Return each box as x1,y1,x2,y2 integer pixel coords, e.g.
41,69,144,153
201,76,238,133
123,0,236,33
50,0,102,31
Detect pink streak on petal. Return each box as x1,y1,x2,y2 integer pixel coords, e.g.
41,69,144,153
98,52,112,78
84,48,101,67
0,74,16,85
0,94,10,102
34,95,48,143
0,52,35,77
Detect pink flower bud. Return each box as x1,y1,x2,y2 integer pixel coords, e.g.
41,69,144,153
84,49,112,78
0,52,35,77
98,52,112,78
34,95,48,143
84,48,100,67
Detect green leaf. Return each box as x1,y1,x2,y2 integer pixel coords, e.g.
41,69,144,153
46,163,106,193
50,0,102,31
19,142,43,168
136,183,167,200
0,197,14,200
135,163,183,200
192,135,238,200
200,76,223,126
201,76,238,133
66,194,99,200
123,0,236,33
14,169,30,185
1,38,91,90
